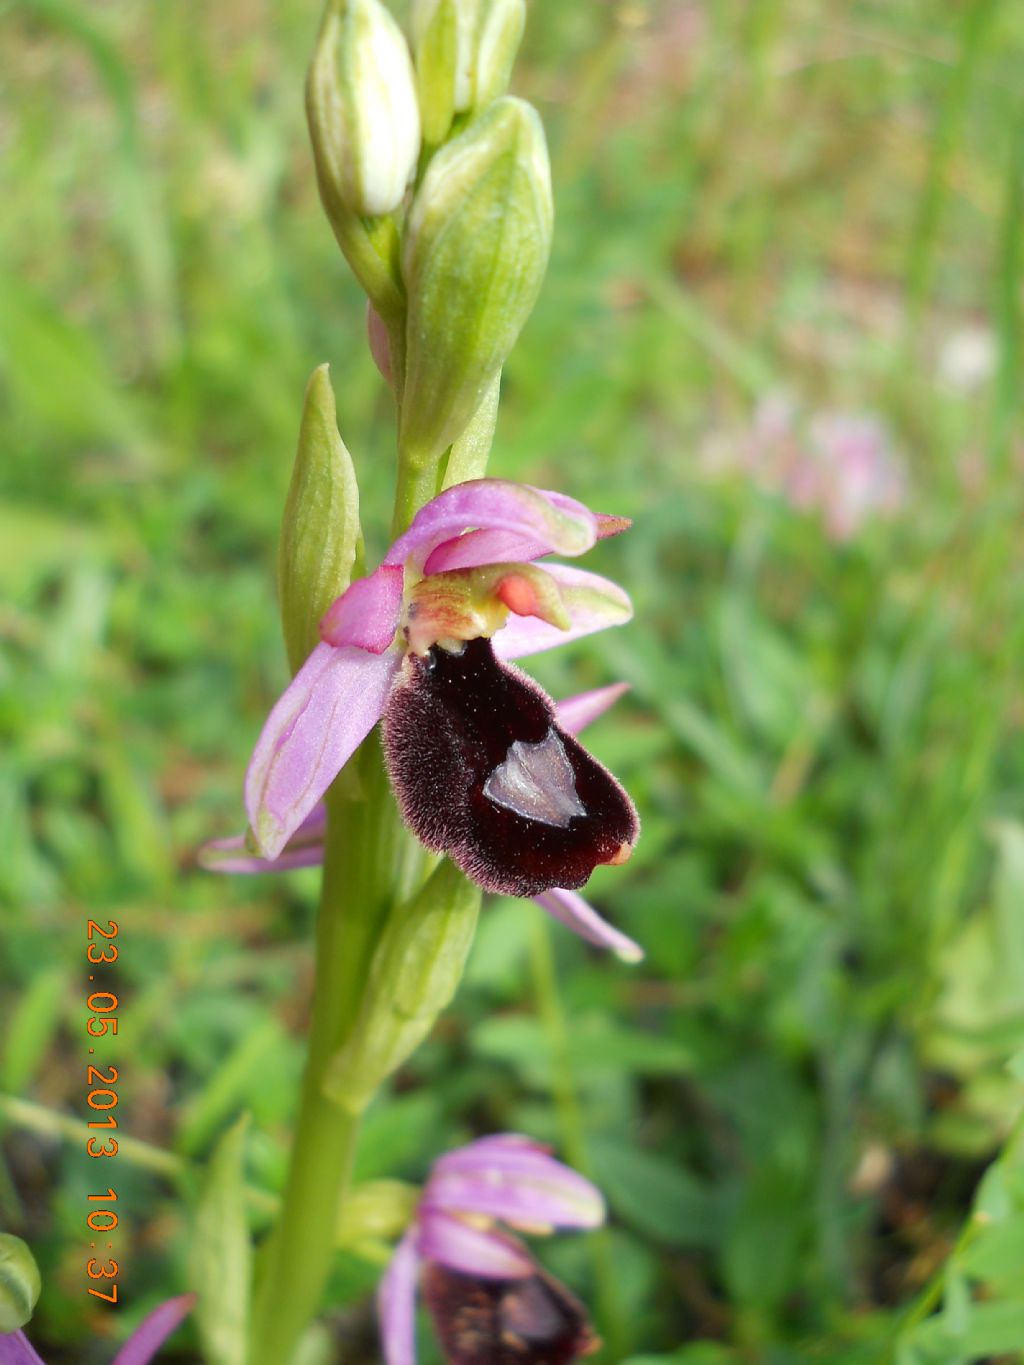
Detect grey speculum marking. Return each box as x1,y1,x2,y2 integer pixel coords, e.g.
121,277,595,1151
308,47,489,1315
483,728,586,828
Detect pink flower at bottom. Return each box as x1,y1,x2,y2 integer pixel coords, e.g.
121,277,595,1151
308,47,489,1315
379,1136,603,1365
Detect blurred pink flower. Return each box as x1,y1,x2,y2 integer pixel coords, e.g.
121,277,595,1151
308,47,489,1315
378,1135,602,1365
737,396,907,541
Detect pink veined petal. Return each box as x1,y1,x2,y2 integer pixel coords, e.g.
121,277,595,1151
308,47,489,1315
110,1294,196,1365
534,888,644,963
554,683,630,736
423,1152,604,1230
320,565,404,652
0,1333,46,1365
418,1211,534,1281
387,481,599,574
377,1231,421,1365
245,643,400,859
493,564,633,661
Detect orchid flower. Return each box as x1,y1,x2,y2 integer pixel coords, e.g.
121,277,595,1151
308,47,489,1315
378,1135,603,1365
241,477,640,904
0,1296,194,1365
202,681,644,961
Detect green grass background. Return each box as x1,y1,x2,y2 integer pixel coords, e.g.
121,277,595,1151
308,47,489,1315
2,1,1024,1361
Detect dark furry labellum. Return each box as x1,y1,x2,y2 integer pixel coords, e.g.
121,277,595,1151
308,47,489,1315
381,637,639,897
422,1262,599,1365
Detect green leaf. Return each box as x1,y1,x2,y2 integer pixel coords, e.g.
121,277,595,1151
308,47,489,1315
193,1115,252,1365
3,967,66,1094
590,1138,719,1250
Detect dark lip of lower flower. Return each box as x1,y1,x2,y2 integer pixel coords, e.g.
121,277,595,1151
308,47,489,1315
382,637,639,898
421,1262,601,1365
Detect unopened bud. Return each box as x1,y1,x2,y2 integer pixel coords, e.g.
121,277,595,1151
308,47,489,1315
472,0,525,110
411,0,459,144
413,0,524,136
400,97,552,462
337,1181,419,1247
307,0,421,217
0,1234,41,1333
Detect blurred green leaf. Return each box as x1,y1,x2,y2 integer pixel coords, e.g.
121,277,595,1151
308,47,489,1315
193,1114,251,1365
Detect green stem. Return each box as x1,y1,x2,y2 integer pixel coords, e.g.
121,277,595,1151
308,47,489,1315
527,906,626,1361
250,747,405,1365
391,449,443,537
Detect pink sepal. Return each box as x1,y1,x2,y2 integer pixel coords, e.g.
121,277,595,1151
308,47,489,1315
245,644,400,858
534,887,644,963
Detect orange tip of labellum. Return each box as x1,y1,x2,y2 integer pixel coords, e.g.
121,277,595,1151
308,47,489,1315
604,842,634,867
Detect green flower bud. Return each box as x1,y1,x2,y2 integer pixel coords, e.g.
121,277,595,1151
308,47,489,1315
337,1180,419,1247
411,0,459,145
0,1234,41,1333
323,860,481,1113
279,365,362,675
412,0,524,132
472,0,525,110
400,97,552,464
307,0,421,218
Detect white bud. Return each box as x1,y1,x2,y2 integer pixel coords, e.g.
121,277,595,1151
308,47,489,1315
307,0,421,217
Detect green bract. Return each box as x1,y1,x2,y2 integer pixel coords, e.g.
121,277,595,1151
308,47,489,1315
278,366,362,676
307,0,421,217
323,860,481,1113
0,1233,41,1333
400,97,553,466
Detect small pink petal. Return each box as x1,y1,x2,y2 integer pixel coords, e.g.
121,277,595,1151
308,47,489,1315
534,887,644,963
111,1294,196,1365
494,564,632,661
320,565,404,652
245,644,400,858
388,481,599,574
554,684,630,736
0,1333,46,1365
418,1211,534,1281
377,1231,421,1365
